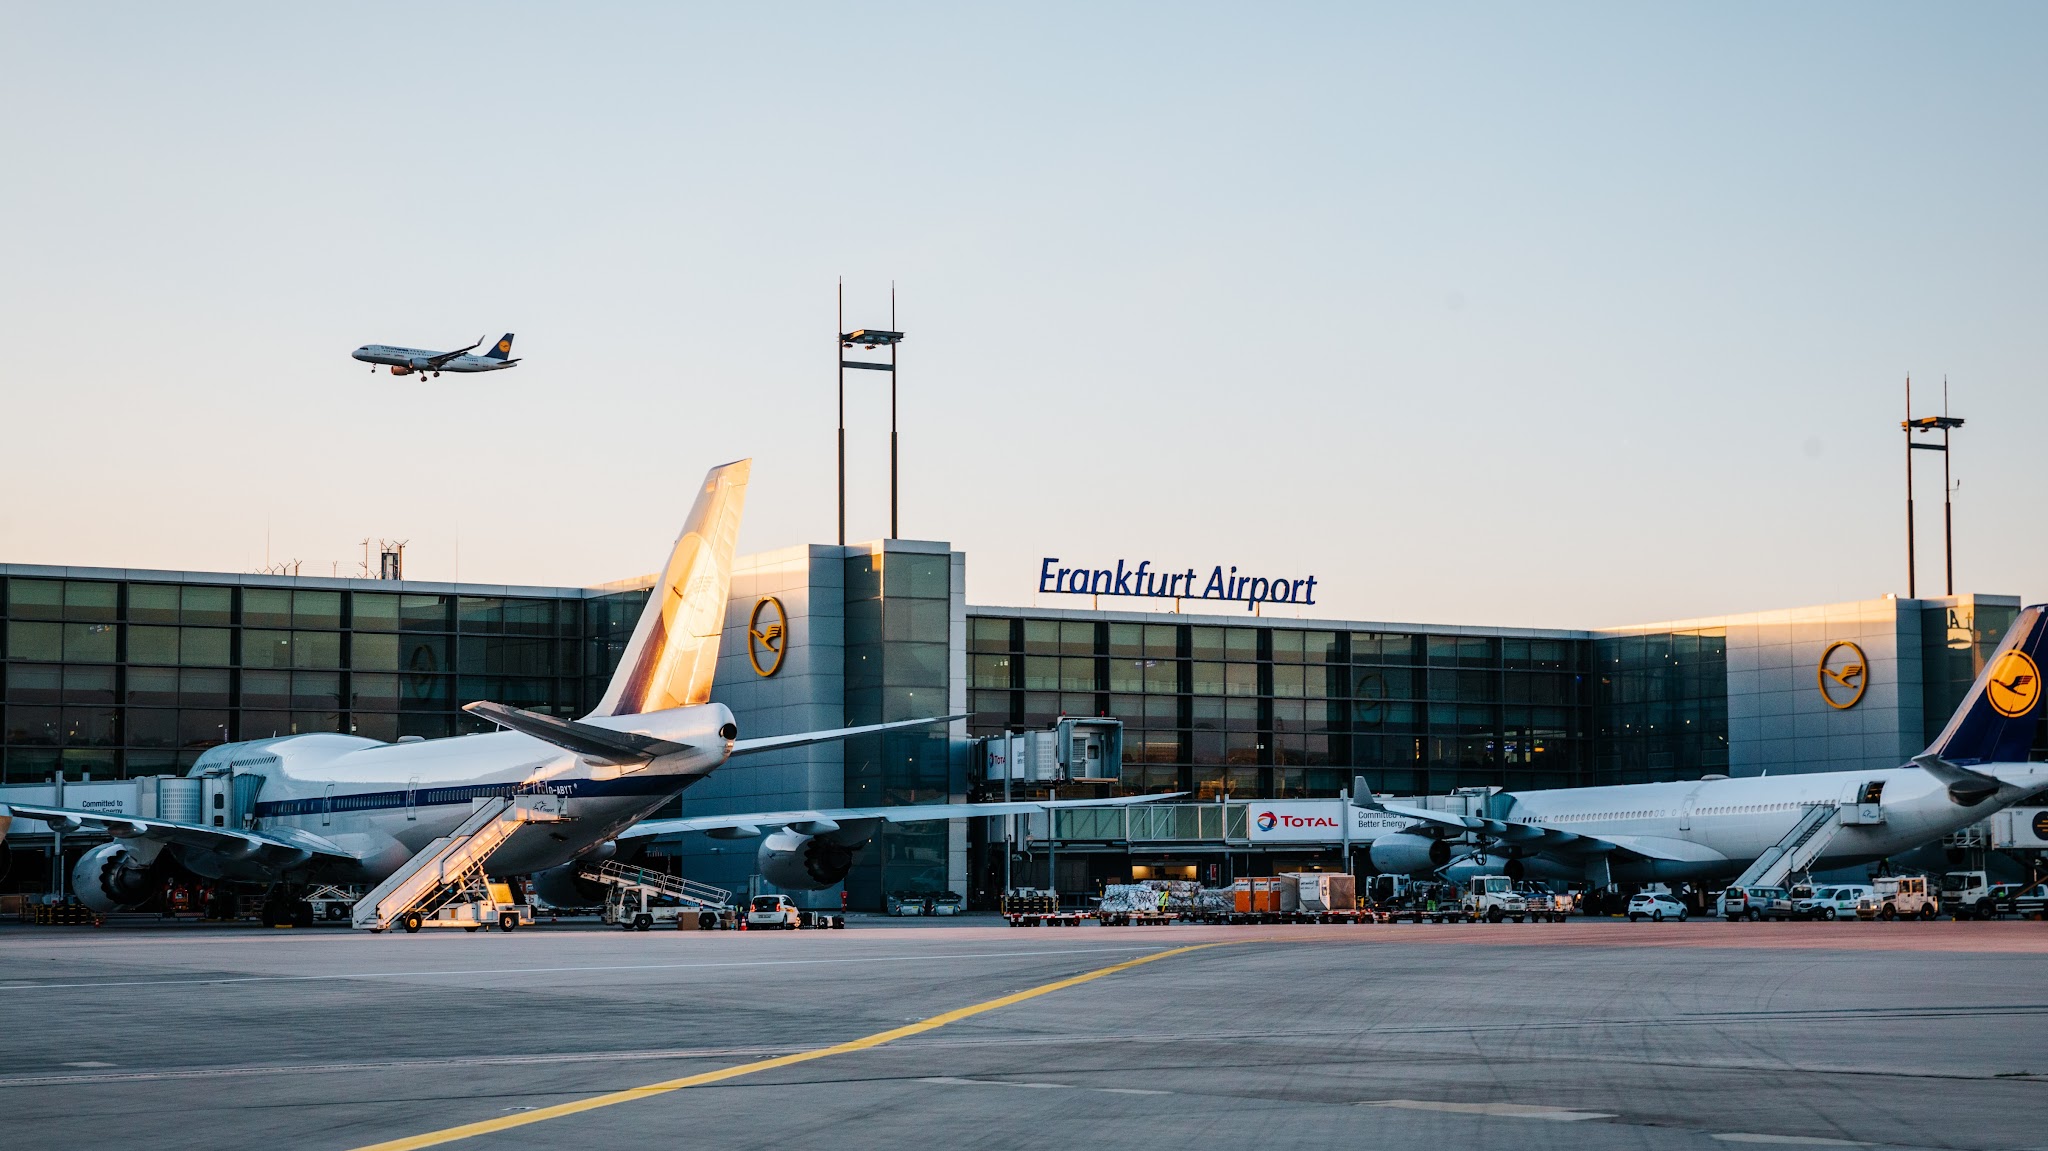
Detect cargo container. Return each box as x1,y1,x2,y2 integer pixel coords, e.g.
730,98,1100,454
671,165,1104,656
1233,877,1293,915
1281,872,1356,913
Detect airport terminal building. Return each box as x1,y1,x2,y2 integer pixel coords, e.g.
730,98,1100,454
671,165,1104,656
0,545,2032,909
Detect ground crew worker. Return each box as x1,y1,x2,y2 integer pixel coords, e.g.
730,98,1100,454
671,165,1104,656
1157,888,1170,914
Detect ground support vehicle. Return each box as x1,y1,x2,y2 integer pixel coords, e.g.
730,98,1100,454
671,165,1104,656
1719,885,1794,921
585,860,742,931
1517,886,1571,922
395,880,532,934
1859,875,1939,920
1005,909,1095,927
1098,910,1180,926
1461,875,1529,923
1792,885,1874,921
1002,890,1094,927
1941,872,2024,919
302,885,360,923
2013,882,2048,920
1385,882,1465,923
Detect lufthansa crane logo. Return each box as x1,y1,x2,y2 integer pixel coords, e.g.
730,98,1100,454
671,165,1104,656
748,596,787,677
497,338,511,354
1986,650,2040,718
1816,641,1868,710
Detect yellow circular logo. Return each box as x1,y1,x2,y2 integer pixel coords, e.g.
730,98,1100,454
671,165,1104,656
1986,650,2040,718
1816,641,1868,710
748,596,787,677
497,339,511,353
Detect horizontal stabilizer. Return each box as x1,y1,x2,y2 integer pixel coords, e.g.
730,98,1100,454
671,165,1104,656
1912,752,2004,804
730,713,968,756
463,701,690,766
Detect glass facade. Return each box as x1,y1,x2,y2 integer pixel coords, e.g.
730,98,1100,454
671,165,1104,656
0,573,649,784
969,614,1594,798
1920,600,2019,747
842,549,955,907
1592,628,1731,784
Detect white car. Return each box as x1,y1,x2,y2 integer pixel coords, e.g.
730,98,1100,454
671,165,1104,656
1627,892,1689,922
745,894,802,930
1794,885,1874,921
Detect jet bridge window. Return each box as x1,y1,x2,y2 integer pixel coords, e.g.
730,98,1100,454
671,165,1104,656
1860,781,1885,805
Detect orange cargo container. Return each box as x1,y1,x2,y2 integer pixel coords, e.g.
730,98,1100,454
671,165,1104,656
1233,877,1287,914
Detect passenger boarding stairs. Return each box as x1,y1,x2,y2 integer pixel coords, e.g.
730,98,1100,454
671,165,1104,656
352,794,566,931
1730,803,1843,890
581,859,733,911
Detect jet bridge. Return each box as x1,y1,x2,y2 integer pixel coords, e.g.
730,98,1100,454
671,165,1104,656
1730,803,1843,890
352,793,566,933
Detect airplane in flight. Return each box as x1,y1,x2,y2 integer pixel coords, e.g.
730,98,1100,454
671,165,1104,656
1360,607,2048,887
0,460,1165,919
351,333,519,376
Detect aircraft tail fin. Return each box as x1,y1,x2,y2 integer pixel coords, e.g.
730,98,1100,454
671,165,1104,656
1921,604,2048,765
588,460,750,717
485,333,515,360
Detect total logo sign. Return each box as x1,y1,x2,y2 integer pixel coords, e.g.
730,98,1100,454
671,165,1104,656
1248,801,1345,842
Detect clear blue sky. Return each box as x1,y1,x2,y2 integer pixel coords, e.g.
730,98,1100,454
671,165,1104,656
3,5,2043,628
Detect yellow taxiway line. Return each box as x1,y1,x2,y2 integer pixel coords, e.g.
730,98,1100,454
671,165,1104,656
348,940,1235,1151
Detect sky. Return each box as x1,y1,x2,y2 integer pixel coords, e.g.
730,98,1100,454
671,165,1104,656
3,5,2044,630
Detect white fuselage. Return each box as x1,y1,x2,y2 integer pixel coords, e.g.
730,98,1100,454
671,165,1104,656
183,704,733,884
1495,761,2048,881
350,345,516,373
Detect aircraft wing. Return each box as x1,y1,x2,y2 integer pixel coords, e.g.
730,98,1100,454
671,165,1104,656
730,714,968,756
462,703,963,766
1352,792,1711,863
424,337,483,367
0,802,357,866
619,792,1185,840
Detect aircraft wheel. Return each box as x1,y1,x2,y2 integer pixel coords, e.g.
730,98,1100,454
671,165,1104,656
402,912,423,933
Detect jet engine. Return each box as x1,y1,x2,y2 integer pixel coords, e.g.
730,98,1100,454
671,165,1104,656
756,829,856,891
388,365,414,376
1441,853,1523,884
1367,832,1453,876
71,841,160,913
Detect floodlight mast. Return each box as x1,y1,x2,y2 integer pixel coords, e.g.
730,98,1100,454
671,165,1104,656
1902,375,1965,597
836,281,906,545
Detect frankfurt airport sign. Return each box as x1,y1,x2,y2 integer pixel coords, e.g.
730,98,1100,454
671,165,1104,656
1039,557,1318,613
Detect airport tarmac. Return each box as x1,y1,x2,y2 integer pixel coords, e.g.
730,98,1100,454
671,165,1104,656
1,918,2044,1151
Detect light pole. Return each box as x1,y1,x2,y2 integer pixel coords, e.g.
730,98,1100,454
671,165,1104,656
1902,375,1964,597
836,282,904,545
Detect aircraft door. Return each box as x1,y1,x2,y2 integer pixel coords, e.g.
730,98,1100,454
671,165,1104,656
321,784,335,827
200,775,231,828
1679,786,1699,833
405,776,420,821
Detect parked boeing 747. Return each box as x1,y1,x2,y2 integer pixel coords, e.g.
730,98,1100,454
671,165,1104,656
352,333,518,376
0,460,1166,919
1362,611,2048,888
